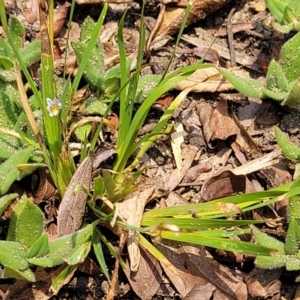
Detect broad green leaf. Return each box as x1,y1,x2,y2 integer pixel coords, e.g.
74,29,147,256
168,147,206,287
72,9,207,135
255,254,286,269
281,31,300,81
0,38,13,65
27,223,94,267
8,16,25,49
0,193,18,215
72,42,105,90
266,59,288,92
285,218,300,254
6,196,43,248
0,56,14,69
275,126,300,160
282,77,300,106
262,88,288,101
218,68,266,98
0,147,32,195
0,69,15,81
266,0,288,22
251,225,285,254
0,81,23,159
27,233,49,258
85,97,107,115
17,163,47,180
0,241,28,270
288,195,300,221
135,74,161,103
286,255,300,270
19,40,41,67
80,16,97,42
3,266,35,282
72,4,108,93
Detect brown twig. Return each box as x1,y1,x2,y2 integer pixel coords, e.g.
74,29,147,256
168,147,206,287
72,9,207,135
146,3,166,52
107,229,128,300
227,8,236,67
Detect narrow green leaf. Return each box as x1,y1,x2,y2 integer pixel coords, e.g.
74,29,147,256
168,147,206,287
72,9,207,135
27,233,49,258
7,196,44,248
50,265,78,294
286,255,300,270
157,230,274,256
64,241,91,265
142,217,264,230
92,230,110,282
266,59,288,91
275,126,300,160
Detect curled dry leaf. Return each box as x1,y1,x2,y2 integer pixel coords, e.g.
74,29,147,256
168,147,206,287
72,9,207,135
210,98,239,141
33,168,56,204
123,247,162,300
57,156,93,237
53,2,71,38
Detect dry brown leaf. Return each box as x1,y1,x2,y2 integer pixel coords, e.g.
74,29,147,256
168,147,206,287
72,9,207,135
57,156,93,237
151,0,229,49
118,185,155,271
182,34,261,72
175,67,235,92
156,240,215,298
182,245,248,300
163,145,198,191
53,2,71,38
33,168,56,204
123,247,162,300
182,161,212,183
201,169,246,201
197,99,214,144
210,98,239,141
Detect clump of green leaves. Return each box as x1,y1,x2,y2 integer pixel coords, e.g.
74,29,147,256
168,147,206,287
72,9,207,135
265,0,300,33
0,195,95,283
219,30,300,108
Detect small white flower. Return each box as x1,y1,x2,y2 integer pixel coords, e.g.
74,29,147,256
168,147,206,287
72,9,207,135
46,98,62,117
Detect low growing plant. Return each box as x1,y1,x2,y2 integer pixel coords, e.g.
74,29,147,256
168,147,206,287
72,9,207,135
219,29,300,108
265,0,300,33
0,0,287,290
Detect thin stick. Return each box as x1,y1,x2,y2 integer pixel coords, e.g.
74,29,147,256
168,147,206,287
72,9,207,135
227,8,236,67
